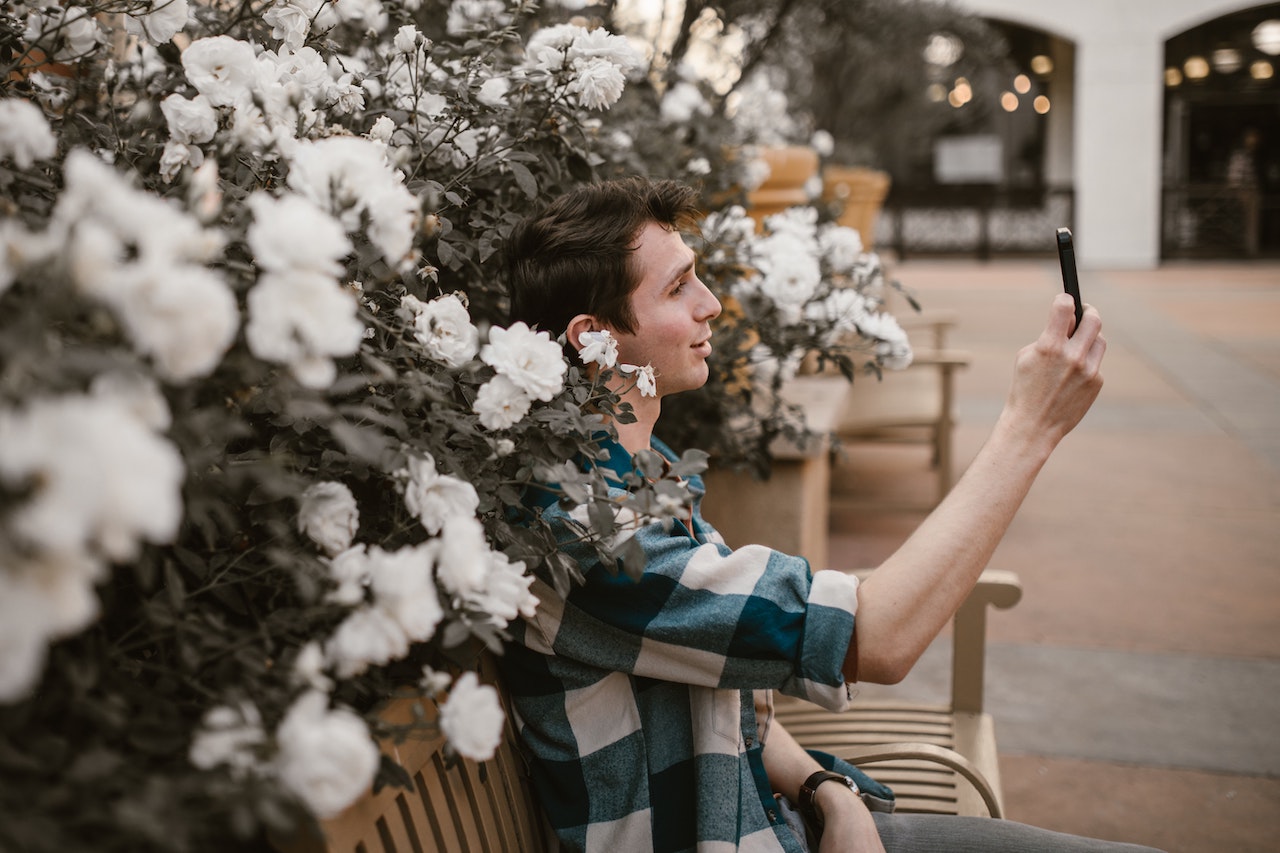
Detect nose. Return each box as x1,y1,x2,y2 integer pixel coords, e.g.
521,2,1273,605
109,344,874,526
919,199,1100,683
695,276,721,321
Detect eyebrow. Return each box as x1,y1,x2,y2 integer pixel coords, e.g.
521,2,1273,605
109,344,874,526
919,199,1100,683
664,253,695,289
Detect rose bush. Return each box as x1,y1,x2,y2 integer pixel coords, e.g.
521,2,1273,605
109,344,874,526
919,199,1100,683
0,1,913,849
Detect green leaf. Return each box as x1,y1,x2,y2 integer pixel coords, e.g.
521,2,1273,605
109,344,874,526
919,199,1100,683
164,561,186,612
508,161,538,199
330,420,393,464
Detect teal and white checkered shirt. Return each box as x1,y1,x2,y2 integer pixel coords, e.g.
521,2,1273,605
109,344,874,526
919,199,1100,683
500,437,893,852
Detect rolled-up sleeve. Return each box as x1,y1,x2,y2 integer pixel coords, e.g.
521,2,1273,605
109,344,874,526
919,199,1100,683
526,498,859,713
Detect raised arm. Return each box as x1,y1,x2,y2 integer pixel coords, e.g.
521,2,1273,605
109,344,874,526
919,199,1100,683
851,294,1105,684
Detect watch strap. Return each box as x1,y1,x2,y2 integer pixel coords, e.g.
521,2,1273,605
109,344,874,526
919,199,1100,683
797,769,859,827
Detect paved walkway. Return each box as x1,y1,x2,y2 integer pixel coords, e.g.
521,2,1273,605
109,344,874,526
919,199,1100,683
825,259,1280,853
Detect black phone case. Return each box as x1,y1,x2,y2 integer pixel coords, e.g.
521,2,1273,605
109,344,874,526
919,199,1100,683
1056,227,1083,333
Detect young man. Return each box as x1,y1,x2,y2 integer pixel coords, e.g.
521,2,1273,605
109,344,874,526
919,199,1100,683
501,178,1161,853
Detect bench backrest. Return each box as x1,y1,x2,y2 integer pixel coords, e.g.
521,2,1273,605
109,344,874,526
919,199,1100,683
284,656,557,853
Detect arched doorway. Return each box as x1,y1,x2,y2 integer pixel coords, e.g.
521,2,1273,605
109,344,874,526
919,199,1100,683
1162,3,1280,258
878,19,1077,259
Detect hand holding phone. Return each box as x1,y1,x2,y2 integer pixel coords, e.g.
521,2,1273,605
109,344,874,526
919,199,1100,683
1056,227,1083,335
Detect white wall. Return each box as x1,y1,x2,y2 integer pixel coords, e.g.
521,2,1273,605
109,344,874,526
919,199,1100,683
951,0,1263,268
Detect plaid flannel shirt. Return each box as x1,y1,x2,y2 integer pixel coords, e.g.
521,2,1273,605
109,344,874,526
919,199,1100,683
500,437,893,853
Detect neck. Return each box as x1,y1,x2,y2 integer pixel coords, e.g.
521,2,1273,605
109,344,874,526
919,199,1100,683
612,393,661,456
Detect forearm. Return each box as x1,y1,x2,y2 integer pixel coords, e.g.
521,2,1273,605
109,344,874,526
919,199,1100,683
850,295,1105,684
761,715,826,802
853,411,1052,683
762,720,883,851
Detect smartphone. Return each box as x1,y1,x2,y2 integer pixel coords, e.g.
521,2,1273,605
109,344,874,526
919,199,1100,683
1056,227,1083,335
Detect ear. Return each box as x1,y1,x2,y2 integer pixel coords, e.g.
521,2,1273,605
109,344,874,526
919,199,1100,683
565,313,601,354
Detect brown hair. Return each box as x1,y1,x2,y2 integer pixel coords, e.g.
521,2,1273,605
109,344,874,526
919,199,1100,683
505,177,701,345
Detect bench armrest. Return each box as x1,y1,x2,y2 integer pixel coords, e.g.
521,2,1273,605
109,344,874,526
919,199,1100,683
842,741,1003,818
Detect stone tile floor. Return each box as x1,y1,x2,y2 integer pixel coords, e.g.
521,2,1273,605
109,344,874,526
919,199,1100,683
826,259,1280,852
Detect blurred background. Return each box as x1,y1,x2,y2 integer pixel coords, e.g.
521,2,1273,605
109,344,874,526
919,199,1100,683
648,1,1280,849
624,0,1280,266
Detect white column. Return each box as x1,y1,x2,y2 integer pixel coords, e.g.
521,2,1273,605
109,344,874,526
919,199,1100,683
1073,34,1165,268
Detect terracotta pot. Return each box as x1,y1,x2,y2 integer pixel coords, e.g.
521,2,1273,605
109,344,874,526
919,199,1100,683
821,165,891,250
746,145,820,229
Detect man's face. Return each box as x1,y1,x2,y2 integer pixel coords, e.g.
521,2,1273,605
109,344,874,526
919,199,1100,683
608,221,721,398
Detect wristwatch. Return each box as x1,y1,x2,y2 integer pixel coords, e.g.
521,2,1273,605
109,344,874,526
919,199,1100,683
797,770,860,828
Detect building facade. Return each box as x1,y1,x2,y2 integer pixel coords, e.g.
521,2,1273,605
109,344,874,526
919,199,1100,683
953,0,1276,268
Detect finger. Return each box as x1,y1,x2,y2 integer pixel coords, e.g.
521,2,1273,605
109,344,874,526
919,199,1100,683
1072,303,1103,346
1085,331,1107,375
1044,293,1076,339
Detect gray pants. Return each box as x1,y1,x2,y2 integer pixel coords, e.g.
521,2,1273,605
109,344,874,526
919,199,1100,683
871,813,1166,853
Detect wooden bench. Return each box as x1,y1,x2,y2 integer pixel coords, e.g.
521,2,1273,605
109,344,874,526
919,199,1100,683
774,568,1022,818
817,313,971,511
281,570,1019,851
276,654,557,853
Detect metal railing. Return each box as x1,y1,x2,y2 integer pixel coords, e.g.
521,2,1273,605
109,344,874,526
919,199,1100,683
877,184,1075,260
1161,183,1279,259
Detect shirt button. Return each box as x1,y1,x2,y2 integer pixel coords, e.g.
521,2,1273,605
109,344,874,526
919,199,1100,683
745,736,754,747
767,809,778,823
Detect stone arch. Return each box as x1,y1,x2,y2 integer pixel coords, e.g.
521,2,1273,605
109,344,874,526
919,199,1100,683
1157,1,1278,40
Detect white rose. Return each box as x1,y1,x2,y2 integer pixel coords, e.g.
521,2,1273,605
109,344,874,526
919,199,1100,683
287,137,419,266
755,232,822,323
472,374,532,430
101,259,239,382
0,99,57,169
182,36,259,108
159,140,202,182
447,0,509,36
476,76,510,107
394,24,420,53
479,322,566,403
435,515,489,599
619,363,657,398
402,293,479,368
367,115,396,143
812,129,835,157
439,673,504,761
297,482,360,556
25,6,103,61
159,93,221,146
292,641,334,692
189,701,266,778
567,27,642,71
576,330,618,368
331,0,388,32
568,58,626,110
268,47,334,107
248,192,353,276
366,544,442,643
0,394,184,563
471,551,537,624
324,606,409,678
685,157,711,176
273,691,380,818
820,288,872,336
125,0,190,45
399,453,479,535
245,271,364,389
324,545,370,606
818,223,864,274
264,0,324,51
89,371,171,431
0,550,103,702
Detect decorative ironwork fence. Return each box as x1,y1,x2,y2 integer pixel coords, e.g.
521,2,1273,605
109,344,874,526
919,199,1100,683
876,185,1075,260
1161,183,1279,259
